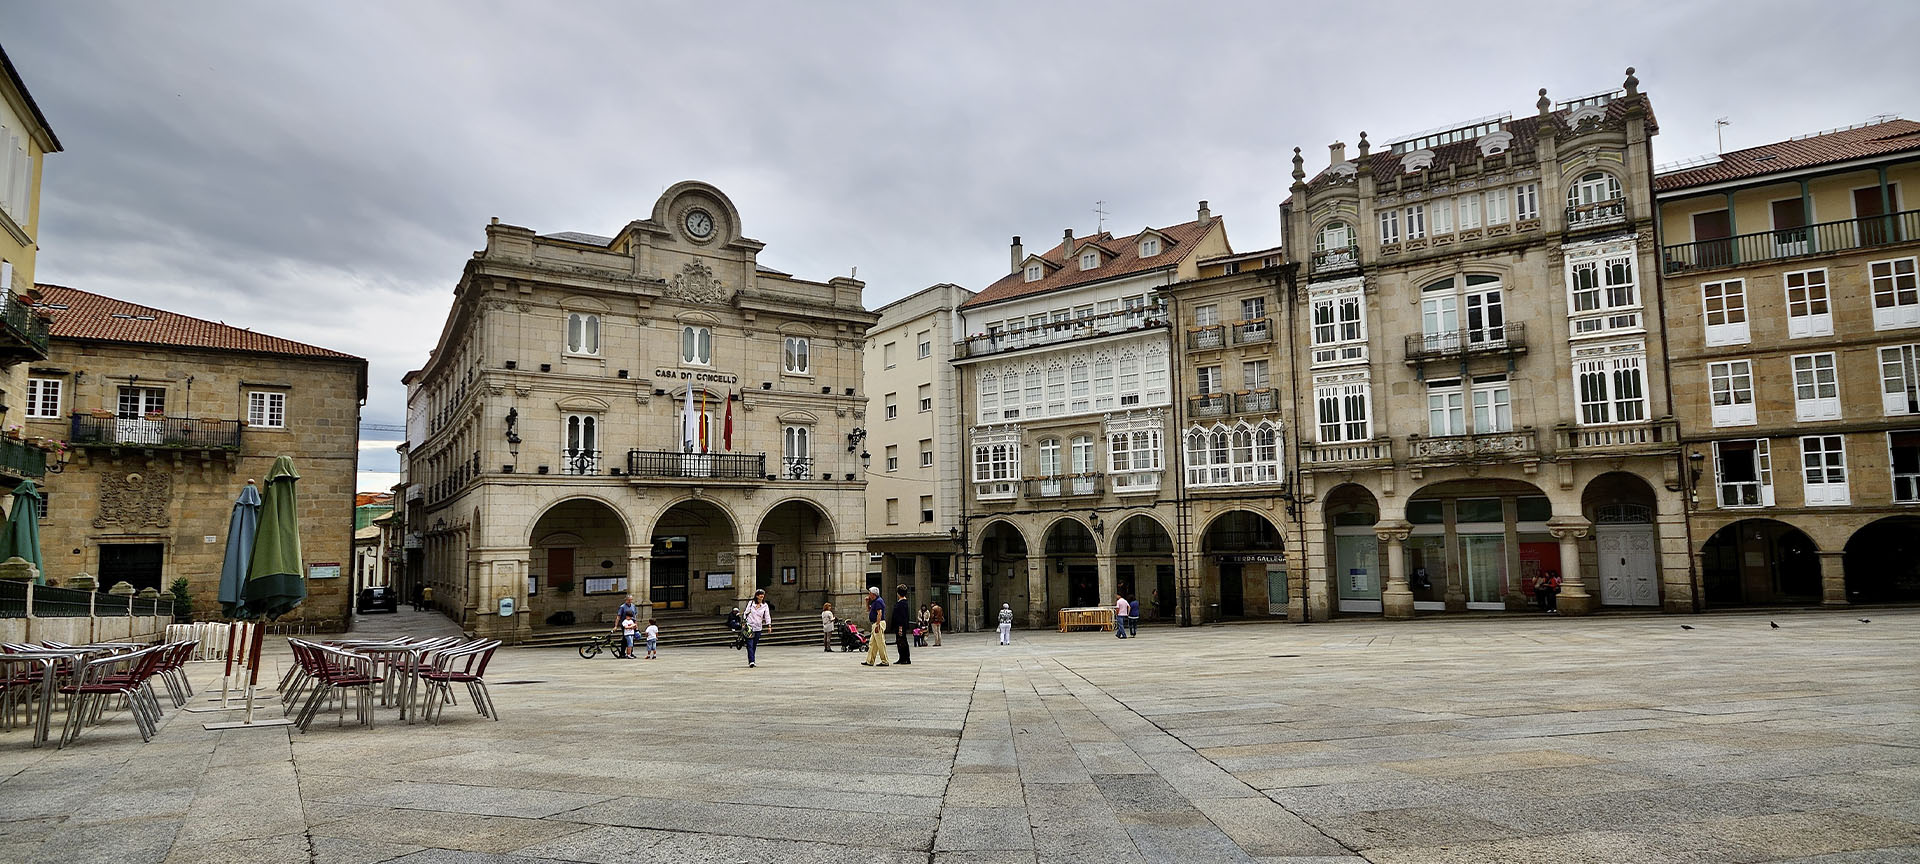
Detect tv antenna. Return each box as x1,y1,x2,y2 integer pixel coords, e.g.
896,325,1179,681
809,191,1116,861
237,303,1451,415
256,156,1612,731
1715,117,1731,153
1093,200,1109,232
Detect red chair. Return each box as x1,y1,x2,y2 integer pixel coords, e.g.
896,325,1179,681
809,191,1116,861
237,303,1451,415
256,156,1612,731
288,641,384,732
57,646,166,747
421,640,501,724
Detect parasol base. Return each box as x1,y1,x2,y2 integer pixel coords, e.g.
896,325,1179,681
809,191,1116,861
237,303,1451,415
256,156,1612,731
184,704,253,713
202,718,295,730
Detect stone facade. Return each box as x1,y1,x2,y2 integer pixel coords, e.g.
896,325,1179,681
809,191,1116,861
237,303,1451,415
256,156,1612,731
0,47,60,496
1282,71,1693,621
25,330,366,627
406,182,877,643
863,282,972,626
1655,119,1920,606
957,208,1230,629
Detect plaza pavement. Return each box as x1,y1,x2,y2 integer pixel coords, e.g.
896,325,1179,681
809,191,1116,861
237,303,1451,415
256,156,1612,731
1,607,1917,864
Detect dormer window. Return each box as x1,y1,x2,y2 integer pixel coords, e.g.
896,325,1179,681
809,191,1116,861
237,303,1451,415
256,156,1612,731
1567,171,1623,206
1139,237,1160,257
1025,264,1043,282
1080,251,1099,271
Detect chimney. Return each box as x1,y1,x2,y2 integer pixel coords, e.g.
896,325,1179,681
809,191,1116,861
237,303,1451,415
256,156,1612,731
1063,228,1075,257
1010,235,1023,273
1197,200,1211,223
1329,141,1346,165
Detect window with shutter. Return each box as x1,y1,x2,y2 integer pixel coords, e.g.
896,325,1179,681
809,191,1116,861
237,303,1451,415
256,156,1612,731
1791,353,1841,421
1880,345,1920,416
1799,435,1849,506
1709,360,1757,427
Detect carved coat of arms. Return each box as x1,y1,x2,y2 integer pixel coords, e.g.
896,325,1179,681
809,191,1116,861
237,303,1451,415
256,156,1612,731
95,471,173,529
666,261,730,305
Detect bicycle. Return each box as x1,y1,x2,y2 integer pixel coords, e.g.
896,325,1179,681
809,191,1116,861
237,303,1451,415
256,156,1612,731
577,631,626,659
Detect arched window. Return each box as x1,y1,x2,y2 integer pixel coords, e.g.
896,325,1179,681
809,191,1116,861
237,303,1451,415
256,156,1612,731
680,325,712,365
1567,171,1622,207
782,425,812,477
1038,438,1061,477
1316,221,1353,252
566,313,600,355
563,414,599,474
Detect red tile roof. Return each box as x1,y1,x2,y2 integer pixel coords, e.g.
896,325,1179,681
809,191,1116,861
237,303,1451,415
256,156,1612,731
962,218,1220,310
33,284,361,360
1654,118,1920,192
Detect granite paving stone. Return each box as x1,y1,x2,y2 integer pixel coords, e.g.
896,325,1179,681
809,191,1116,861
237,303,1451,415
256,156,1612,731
0,606,1915,863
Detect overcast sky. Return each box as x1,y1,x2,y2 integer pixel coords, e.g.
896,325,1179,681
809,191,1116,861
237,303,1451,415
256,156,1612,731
8,1,1918,490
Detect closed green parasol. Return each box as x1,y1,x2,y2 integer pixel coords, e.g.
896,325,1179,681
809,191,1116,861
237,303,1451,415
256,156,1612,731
1,479,43,584
239,456,304,620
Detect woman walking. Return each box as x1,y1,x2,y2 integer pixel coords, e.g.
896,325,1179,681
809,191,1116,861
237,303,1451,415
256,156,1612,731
997,603,1015,645
820,601,836,652
744,589,772,668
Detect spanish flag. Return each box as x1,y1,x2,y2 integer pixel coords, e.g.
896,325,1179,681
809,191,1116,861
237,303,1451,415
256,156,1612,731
698,389,709,453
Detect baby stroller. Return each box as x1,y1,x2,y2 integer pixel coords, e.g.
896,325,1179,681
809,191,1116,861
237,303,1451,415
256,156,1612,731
834,619,868,652
724,608,746,650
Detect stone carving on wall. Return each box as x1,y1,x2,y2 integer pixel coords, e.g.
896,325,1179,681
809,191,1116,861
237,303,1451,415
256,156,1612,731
95,471,173,529
666,261,730,305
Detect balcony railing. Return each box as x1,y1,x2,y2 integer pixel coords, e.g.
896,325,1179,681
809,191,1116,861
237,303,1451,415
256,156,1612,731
1565,198,1627,231
1300,438,1394,467
560,449,601,475
1239,389,1277,414
1407,429,1538,463
1311,245,1360,276
1554,418,1679,454
0,438,45,478
0,294,50,361
1232,318,1272,345
626,450,767,480
1027,474,1103,499
1187,325,1225,351
69,414,243,450
1405,321,1527,363
1190,393,1229,418
955,304,1167,360
1187,462,1283,488
1662,209,1920,275
780,456,815,480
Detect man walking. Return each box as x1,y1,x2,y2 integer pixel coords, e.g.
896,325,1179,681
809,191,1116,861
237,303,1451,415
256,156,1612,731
1127,595,1141,637
1114,593,1130,639
928,601,944,646
863,586,890,667
890,585,913,665
997,603,1015,645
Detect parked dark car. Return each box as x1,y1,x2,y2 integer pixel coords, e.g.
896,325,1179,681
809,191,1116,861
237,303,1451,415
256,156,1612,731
357,586,398,614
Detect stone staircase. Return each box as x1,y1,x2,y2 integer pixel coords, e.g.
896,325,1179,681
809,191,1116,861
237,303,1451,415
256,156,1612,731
516,607,840,651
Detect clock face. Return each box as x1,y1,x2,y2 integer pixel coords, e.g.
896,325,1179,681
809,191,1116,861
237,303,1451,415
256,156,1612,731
685,209,714,240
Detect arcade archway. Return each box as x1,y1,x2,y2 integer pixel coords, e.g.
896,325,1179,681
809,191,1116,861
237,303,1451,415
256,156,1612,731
1701,519,1820,606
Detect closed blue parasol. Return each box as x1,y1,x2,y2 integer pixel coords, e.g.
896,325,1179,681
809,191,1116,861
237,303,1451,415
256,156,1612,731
217,480,261,618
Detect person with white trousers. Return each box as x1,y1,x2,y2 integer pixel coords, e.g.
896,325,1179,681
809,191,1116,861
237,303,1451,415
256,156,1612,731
997,603,1015,645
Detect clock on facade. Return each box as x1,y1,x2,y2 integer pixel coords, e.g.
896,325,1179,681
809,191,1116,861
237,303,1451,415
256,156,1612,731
684,209,714,240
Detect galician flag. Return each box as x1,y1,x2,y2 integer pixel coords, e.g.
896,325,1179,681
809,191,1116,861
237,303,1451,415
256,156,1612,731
682,384,696,453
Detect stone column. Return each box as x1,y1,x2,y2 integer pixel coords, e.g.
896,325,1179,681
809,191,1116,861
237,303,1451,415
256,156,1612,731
832,545,867,615
1096,554,1117,608
1818,551,1849,606
627,546,653,617
1548,517,1595,616
1375,520,1414,619
913,553,932,607
1026,557,1047,629
734,545,759,606
469,548,533,643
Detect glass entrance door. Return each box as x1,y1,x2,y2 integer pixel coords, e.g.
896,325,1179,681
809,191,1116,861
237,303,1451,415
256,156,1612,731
1334,528,1380,612
1460,533,1507,609
651,535,689,609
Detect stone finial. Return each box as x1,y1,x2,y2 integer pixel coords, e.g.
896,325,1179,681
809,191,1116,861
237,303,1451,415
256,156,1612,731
136,587,161,600
67,573,97,592
1290,147,1305,182
1623,66,1639,96
1356,131,1370,158
109,580,136,596
0,557,36,582
1537,88,1551,116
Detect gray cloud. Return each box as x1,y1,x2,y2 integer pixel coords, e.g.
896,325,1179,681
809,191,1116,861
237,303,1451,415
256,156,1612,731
7,0,1918,486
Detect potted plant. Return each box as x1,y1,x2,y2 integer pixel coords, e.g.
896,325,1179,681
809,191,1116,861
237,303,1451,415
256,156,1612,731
555,580,576,596
168,577,194,622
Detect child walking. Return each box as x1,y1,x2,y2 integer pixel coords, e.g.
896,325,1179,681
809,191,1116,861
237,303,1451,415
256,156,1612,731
643,620,659,659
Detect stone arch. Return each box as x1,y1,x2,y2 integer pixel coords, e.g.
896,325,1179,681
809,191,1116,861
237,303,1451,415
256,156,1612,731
1398,477,1556,612
1042,517,1101,610
1112,513,1175,622
528,496,632,628
1199,509,1286,620
753,497,837,612
1701,519,1821,607
645,496,742,614
1843,516,1920,604
1580,471,1664,608
977,519,1030,629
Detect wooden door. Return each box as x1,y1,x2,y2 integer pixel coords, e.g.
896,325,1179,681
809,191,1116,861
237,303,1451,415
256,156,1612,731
1597,526,1658,606
1693,210,1733,268
1856,184,1900,245
546,548,573,587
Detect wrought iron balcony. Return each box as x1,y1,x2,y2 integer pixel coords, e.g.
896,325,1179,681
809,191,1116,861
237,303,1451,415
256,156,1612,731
1404,321,1526,363
1232,318,1272,345
1189,393,1229,418
1299,438,1394,468
1187,325,1225,351
0,438,45,479
1238,388,1278,414
69,414,243,450
560,449,601,475
0,294,50,362
1407,429,1538,463
626,450,767,480
1027,474,1103,499
1553,418,1679,455
1310,245,1360,276
1662,209,1920,275
954,305,1167,360
1565,198,1627,231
